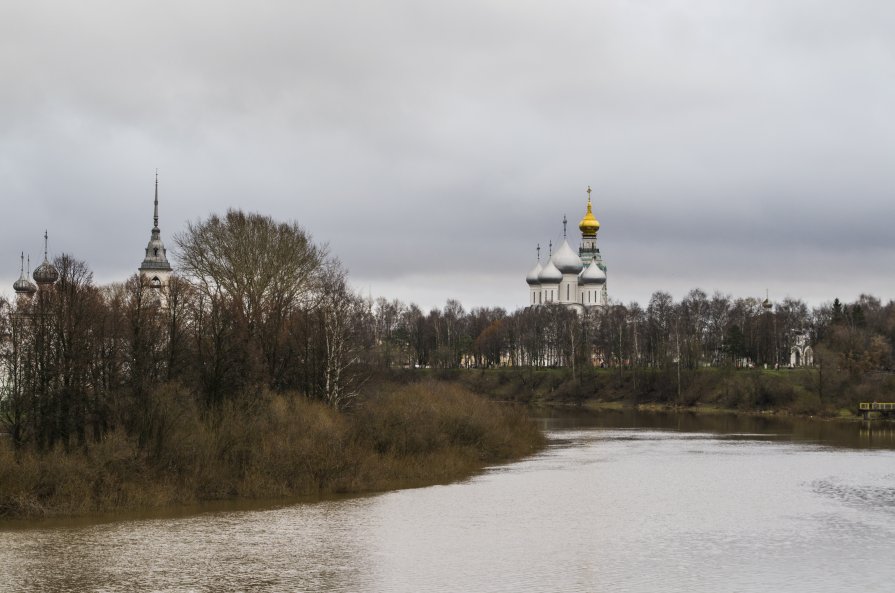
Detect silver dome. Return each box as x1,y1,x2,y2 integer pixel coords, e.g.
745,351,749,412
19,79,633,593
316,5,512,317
526,261,543,285
13,272,37,295
537,258,562,283
13,253,37,294
33,257,59,286
552,240,583,274
579,259,606,285
32,232,59,286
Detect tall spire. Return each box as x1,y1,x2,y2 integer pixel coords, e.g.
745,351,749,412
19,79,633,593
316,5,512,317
562,214,568,239
153,169,160,231
19,252,24,274
536,243,541,262
140,171,173,280
549,240,552,256
43,230,48,261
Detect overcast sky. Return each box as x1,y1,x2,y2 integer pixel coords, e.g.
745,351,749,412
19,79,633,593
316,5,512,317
2,1,894,312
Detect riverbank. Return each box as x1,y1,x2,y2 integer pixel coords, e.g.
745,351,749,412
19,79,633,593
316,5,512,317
389,366,895,419
0,381,544,520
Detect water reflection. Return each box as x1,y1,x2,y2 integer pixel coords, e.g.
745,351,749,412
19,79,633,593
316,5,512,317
1,500,379,592
537,407,895,449
3,411,895,593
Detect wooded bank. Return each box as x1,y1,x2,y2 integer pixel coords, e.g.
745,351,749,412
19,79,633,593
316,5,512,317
399,366,895,418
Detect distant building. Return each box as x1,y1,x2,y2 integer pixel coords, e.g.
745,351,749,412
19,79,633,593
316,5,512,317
790,333,814,367
12,175,173,303
525,187,608,311
138,173,173,295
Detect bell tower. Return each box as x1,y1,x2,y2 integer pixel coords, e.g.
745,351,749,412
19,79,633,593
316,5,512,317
138,171,173,293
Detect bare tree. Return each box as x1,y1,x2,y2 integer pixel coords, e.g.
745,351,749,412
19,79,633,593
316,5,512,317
318,263,370,410
175,210,324,311
175,210,326,389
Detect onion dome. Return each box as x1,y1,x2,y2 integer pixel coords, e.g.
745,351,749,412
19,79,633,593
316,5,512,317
33,258,59,285
579,259,606,285
32,231,59,286
526,261,543,285
538,257,562,284
552,239,583,274
13,253,37,295
579,187,600,237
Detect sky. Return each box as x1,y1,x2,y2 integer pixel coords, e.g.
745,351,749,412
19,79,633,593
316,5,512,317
2,1,894,312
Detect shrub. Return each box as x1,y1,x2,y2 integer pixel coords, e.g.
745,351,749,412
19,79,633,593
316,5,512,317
0,380,544,519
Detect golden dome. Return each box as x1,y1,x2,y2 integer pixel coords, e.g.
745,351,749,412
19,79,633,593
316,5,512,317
579,187,600,236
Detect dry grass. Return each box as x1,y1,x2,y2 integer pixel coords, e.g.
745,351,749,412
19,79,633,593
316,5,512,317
0,380,543,519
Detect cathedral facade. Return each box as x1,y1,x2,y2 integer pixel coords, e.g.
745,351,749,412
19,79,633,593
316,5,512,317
525,187,608,311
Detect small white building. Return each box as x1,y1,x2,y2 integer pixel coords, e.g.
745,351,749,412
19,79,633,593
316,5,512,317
790,333,814,367
526,187,608,311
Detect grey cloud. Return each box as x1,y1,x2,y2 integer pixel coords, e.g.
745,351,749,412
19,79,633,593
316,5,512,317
2,1,895,310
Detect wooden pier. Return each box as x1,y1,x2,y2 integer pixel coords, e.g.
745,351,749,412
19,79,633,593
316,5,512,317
858,402,895,420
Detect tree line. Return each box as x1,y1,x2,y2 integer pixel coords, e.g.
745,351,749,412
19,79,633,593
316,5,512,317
3,208,894,452
369,290,893,373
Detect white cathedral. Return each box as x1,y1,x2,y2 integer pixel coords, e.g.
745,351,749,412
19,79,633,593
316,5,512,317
526,187,608,311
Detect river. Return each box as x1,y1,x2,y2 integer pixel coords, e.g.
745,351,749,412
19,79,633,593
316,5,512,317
2,409,895,592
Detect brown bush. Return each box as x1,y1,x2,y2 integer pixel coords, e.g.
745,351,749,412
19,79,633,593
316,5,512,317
0,381,543,519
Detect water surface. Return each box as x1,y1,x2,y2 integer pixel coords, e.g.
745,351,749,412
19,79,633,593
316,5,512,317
2,411,894,592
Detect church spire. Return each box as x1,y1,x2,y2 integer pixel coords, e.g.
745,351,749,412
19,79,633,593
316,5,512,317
153,169,159,231
139,172,173,280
